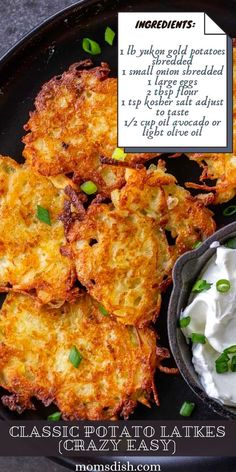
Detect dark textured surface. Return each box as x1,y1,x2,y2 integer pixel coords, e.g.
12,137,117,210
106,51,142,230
0,457,68,472
0,0,76,56
0,1,76,469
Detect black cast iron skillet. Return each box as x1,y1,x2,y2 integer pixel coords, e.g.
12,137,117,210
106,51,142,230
0,0,236,470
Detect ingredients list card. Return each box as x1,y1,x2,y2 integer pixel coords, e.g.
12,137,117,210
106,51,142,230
118,12,232,152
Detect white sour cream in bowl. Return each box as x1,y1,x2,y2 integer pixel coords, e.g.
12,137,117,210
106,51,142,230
180,243,236,407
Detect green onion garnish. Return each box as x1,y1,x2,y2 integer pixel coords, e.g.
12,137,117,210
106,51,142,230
80,181,97,195
105,26,116,46
99,304,109,316
47,411,61,421
82,38,101,55
215,352,229,374
225,237,236,249
179,316,191,328
231,355,236,372
224,345,236,354
69,346,83,368
223,205,236,216
216,279,231,293
216,352,230,363
215,349,236,373
180,401,195,417
216,361,229,374
191,333,206,344
192,279,212,292
36,205,51,226
112,147,127,161
192,241,201,249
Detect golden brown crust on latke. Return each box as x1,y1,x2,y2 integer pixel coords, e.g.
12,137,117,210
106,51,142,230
185,154,236,204
65,163,215,326
22,60,157,194
111,163,216,259
0,156,76,304
185,47,236,204
67,203,172,327
0,293,160,420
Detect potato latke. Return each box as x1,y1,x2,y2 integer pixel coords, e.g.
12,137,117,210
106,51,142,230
0,292,160,420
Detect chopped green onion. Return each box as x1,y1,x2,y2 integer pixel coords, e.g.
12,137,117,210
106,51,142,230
80,181,97,195
223,205,236,216
192,241,201,249
105,26,116,46
99,304,109,316
192,279,212,292
216,279,231,293
180,401,195,417
231,355,236,372
47,411,61,421
191,333,206,344
179,316,191,328
224,345,236,354
82,38,101,55
69,346,83,368
216,352,230,363
215,361,229,374
112,147,127,161
215,349,236,373
36,205,51,226
225,237,236,249
215,353,229,374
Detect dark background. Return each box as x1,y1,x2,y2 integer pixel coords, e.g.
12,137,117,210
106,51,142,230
0,1,76,470
0,0,75,57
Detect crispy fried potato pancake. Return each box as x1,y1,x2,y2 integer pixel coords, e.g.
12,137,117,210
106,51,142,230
185,46,236,204
186,153,236,204
0,156,75,304
67,203,172,327
0,292,160,420
22,60,157,194
111,163,216,259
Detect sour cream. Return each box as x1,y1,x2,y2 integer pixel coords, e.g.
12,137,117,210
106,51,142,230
181,245,236,406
